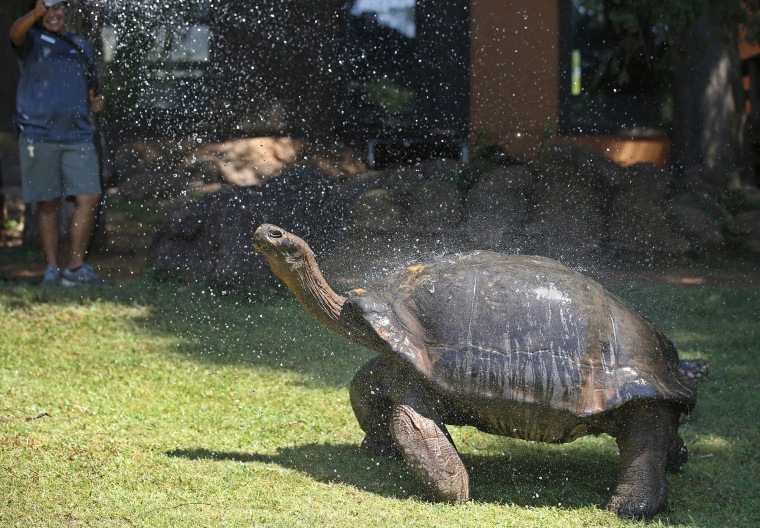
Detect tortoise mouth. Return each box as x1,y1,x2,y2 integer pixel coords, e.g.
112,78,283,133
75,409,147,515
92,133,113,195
253,224,282,251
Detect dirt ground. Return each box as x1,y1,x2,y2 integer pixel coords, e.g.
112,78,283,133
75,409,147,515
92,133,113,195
0,190,154,284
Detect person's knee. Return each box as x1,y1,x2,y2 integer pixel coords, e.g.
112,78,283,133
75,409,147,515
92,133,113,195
75,194,101,210
37,199,60,216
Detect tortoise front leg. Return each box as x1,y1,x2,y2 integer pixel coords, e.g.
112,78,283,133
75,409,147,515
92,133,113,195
391,393,470,503
349,356,399,458
607,402,680,520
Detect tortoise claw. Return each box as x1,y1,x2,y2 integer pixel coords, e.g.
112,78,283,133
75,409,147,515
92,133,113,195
606,495,665,521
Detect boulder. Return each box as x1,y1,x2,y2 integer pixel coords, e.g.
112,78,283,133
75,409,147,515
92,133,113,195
188,137,302,187
729,210,760,253
149,166,349,289
668,193,726,249
119,168,204,201
529,151,610,264
347,188,402,232
607,163,689,260
462,165,531,251
540,144,626,189
408,180,463,233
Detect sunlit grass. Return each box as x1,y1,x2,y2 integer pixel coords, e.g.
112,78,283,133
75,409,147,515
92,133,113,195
1,279,758,527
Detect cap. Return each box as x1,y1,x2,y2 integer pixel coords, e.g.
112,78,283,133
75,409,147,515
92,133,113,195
44,0,68,7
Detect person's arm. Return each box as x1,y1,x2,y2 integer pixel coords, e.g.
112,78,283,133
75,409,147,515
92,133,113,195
9,0,47,47
89,89,105,114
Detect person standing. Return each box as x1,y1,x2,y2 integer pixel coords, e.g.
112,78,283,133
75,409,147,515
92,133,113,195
10,0,108,285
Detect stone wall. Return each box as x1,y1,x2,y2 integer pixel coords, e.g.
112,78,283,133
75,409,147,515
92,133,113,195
142,142,760,292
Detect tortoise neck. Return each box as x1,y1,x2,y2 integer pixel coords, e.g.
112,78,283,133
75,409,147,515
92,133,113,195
278,250,348,335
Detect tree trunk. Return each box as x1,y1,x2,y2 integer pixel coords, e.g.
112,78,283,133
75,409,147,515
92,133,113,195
670,4,749,189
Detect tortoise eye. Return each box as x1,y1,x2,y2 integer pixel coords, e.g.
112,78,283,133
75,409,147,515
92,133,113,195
269,229,283,239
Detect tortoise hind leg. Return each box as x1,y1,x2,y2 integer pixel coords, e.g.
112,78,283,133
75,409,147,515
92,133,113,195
607,402,680,520
349,356,399,458
391,393,470,503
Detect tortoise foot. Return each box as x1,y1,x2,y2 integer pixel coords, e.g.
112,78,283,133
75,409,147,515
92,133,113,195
392,399,470,504
608,403,675,520
606,491,666,520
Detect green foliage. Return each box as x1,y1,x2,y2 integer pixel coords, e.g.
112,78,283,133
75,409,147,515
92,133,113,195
350,79,415,113
606,0,748,36
722,188,760,215
1,277,759,526
587,0,756,90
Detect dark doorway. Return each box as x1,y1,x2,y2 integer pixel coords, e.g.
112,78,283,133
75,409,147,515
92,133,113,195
558,0,672,136
340,0,470,166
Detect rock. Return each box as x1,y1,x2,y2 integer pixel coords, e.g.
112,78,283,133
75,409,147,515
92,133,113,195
190,137,303,187
408,180,463,233
607,163,689,260
143,136,754,290
110,141,168,185
149,166,349,289
620,162,674,195
668,193,726,249
415,159,463,181
729,210,760,253
462,165,531,251
348,188,402,232
119,169,199,201
679,164,724,197
184,158,225,184
529,156,608,264
540,144,625,189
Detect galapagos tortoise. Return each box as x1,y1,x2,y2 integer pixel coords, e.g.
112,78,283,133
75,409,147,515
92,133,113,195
253,223,706,519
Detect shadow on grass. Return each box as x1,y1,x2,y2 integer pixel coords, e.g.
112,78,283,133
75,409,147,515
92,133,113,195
0,278,374,387
166,442,619,511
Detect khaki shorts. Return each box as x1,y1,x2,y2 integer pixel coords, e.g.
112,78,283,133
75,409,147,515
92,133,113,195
19,135,101,203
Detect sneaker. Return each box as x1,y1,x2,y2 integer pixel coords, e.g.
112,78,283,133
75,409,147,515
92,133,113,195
40,265,61,286
61,264,111,286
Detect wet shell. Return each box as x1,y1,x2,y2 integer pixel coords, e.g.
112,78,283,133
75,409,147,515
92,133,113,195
348,252,696,419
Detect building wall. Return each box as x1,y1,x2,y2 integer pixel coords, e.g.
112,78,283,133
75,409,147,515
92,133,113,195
0,0,673,166
469,0,670,167
469,0,558,150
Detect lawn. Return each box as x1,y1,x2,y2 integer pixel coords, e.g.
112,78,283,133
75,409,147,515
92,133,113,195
1,274,758,527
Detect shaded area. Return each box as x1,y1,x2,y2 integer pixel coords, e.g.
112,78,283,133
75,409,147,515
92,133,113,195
166,440,620,510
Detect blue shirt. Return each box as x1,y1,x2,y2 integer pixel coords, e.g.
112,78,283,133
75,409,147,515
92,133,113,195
13,27,97,143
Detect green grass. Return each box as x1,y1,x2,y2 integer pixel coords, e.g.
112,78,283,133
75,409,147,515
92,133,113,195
1,278,758,527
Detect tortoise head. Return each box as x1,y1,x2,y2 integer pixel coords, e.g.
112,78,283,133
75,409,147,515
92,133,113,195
253,224,313,280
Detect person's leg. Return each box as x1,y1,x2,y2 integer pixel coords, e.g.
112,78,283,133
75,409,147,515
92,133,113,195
36,198,61,268
67,193,100,269
60,141,101,270
18,136,63,273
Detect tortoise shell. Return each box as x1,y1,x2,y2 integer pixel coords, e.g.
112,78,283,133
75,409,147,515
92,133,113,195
348,252,696,419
